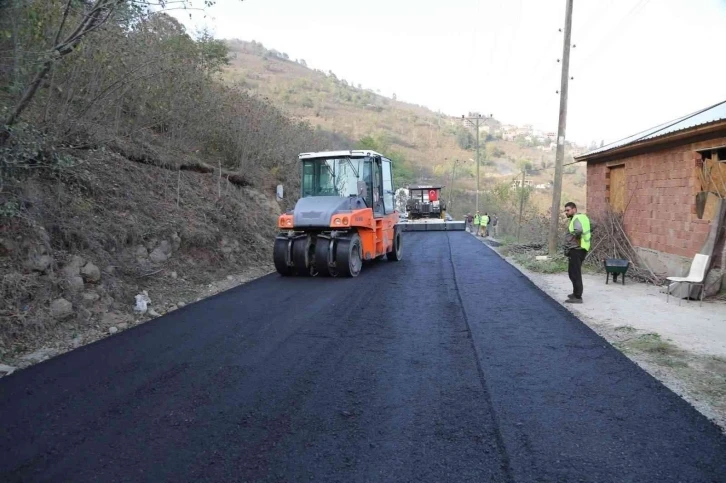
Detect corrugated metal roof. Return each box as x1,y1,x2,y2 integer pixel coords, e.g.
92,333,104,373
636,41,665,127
578,100,726,158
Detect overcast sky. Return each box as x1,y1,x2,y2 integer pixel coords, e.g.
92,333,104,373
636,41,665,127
171,0,726,145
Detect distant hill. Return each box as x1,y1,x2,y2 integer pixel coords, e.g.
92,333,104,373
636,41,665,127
222,39,586,212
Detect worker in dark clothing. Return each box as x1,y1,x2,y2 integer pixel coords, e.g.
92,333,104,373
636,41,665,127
563,201,595,304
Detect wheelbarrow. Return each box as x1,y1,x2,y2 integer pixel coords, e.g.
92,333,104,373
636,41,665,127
604,258,630,285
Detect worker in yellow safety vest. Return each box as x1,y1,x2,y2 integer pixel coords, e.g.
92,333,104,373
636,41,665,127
563,201,595,304
482,213,490,237
473,211,481,236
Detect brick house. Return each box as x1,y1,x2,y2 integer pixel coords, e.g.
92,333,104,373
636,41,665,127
575,100,726,281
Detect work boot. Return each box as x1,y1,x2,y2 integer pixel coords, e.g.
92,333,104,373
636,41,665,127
567,293,576,299
564,297,583,304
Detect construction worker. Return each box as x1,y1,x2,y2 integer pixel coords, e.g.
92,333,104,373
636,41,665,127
466,213,474,232
473,211,481,236
482,212,490,237
491,213,499,237
563,201,595,304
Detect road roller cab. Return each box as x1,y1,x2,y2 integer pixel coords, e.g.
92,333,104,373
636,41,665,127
274,150,403,277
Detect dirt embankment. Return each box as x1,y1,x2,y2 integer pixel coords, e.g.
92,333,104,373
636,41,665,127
0,146,282,375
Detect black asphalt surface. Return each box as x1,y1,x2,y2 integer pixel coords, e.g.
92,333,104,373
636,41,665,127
1,231,725,482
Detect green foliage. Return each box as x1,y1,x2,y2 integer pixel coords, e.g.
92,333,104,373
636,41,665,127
489,146,506,158
492,182,513,205
0,3,345,194
0,200,21,220
196,30,231,73
516,159,534,174
357,136,378,151
0,122,76,170
355,135,414,186
455,126,474,150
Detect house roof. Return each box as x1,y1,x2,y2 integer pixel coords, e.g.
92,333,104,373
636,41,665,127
576,100,726,160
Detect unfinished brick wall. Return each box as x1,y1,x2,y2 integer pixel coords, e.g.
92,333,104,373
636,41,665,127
586,136,726,263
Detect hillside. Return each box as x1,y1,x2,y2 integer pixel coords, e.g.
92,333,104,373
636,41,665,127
222,39,587,215
0,7,349,369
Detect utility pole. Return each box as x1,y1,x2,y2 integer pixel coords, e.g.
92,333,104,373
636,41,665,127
475,122,480,213
517,169,526,241
462,113,492,212
548,0,574,256
448,158,461,211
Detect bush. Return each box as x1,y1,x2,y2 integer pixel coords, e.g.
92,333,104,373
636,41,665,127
0,4,350,193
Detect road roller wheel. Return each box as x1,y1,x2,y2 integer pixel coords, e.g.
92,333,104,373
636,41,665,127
314,237,336,277
273,237,293,276
387,228,403,261
336,233,362,277
292,235,317,276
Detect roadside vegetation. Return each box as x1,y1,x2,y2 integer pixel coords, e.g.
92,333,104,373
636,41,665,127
0,1,349,367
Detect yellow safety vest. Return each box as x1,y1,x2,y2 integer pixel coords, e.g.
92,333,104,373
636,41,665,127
569,213,592,251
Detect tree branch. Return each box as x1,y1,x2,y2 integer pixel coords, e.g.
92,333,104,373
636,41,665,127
2,0,124,140
54,0,75,45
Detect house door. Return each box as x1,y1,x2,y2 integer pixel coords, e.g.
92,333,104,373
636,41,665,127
609,165,626,213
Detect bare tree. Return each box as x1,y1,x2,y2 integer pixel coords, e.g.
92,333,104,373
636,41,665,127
4,0,123,137
1,0,230,142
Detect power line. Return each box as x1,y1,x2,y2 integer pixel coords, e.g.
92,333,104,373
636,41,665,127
502,0,523,78
504,159,582,185
528,158,581,174
576,0,652,76
571,0,617,48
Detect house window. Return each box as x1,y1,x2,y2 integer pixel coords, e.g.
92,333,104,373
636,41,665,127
607,164,626,213
698,147,726,164
697,148,726,197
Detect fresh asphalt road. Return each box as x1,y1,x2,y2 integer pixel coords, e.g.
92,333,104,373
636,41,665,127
1,232,725,482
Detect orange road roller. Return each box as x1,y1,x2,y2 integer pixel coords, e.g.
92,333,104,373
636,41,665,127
273,150,403,277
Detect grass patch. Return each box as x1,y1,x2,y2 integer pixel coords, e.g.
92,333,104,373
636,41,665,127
627,333,682,356
497,235,518,246
699,357,726,399
615,332,690,369
658,358,690,369
512,253,568,274
496,235,518,256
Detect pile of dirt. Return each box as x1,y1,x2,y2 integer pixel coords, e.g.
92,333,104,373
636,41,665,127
0,145,282,373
